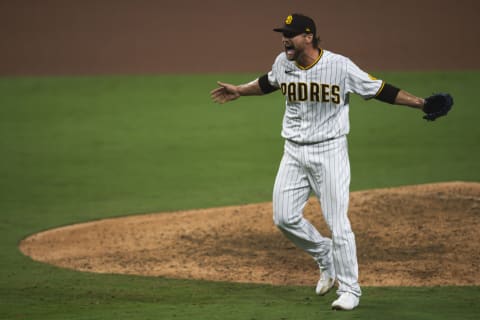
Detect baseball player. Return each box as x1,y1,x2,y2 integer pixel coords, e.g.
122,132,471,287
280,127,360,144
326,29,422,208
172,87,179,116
210,13,452,311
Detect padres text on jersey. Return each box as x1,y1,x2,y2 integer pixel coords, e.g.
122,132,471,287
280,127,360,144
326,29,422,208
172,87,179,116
280,82,341,103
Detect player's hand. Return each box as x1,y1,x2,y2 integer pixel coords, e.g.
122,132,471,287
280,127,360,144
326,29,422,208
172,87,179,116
422,93,453,121
210,81,241,104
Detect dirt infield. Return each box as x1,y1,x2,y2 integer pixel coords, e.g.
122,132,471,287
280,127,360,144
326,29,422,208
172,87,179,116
20,182,480,287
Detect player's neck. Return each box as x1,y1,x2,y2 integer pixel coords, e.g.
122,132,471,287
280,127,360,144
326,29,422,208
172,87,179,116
296,47,321,69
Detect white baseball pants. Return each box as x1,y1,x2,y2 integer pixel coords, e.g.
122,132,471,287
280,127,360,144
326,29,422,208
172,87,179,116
273,136,361,297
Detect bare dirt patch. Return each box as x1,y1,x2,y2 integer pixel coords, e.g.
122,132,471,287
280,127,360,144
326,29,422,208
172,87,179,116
2,1,479,75
20,182,480,287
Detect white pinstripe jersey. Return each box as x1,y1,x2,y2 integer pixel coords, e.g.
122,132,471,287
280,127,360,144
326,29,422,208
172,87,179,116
266,49,384,144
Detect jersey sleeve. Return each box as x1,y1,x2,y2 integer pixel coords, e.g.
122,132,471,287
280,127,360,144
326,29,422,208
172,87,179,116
258,56,281,94
267,53,287,88
259,71,278,94
267,70,279,87
345,58,384,99
267,57,281,88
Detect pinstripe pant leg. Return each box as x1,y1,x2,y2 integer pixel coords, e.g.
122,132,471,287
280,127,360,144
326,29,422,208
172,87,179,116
272,141,333,271
307,137,361,297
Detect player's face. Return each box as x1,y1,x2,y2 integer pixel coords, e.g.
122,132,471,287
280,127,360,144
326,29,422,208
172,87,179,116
282,33,308,61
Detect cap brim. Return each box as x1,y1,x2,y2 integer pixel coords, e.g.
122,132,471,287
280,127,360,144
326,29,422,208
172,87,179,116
273,27,305,37
273,27,297,33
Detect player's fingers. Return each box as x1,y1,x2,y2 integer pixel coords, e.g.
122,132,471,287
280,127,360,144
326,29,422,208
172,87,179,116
210,90,227,103
210,88,225,99
214,97,226,104
211,95,223,103
211,82,239,104
210,87,225,96
217,81,238,93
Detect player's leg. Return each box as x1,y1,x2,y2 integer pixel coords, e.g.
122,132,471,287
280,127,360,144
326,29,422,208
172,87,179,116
272,141,333,271
307,137,361,298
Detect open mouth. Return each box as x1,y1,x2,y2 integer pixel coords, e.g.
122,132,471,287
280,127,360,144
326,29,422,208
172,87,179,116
285,44,295,56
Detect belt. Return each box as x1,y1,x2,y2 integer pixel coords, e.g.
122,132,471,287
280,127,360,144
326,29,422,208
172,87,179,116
286,136,339,146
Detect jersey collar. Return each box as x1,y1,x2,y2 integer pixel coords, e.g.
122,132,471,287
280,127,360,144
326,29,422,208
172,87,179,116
295,48,323,70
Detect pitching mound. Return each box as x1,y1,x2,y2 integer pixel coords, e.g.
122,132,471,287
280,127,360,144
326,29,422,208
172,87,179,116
20,182,480,287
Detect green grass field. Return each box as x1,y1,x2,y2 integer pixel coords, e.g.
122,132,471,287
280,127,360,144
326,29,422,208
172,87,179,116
1,72,479,319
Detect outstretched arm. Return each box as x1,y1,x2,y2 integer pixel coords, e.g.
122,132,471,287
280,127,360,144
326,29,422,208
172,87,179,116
393,89,425,110
375,83,453,121
375,84,424,110
210,79,264,104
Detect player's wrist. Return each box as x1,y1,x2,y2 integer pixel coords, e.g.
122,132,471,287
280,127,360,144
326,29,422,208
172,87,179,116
419,98,426,111
238,79,263,96
236,84,247,96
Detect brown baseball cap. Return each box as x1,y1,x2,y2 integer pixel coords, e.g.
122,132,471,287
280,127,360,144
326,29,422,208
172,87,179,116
273,14,316,37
